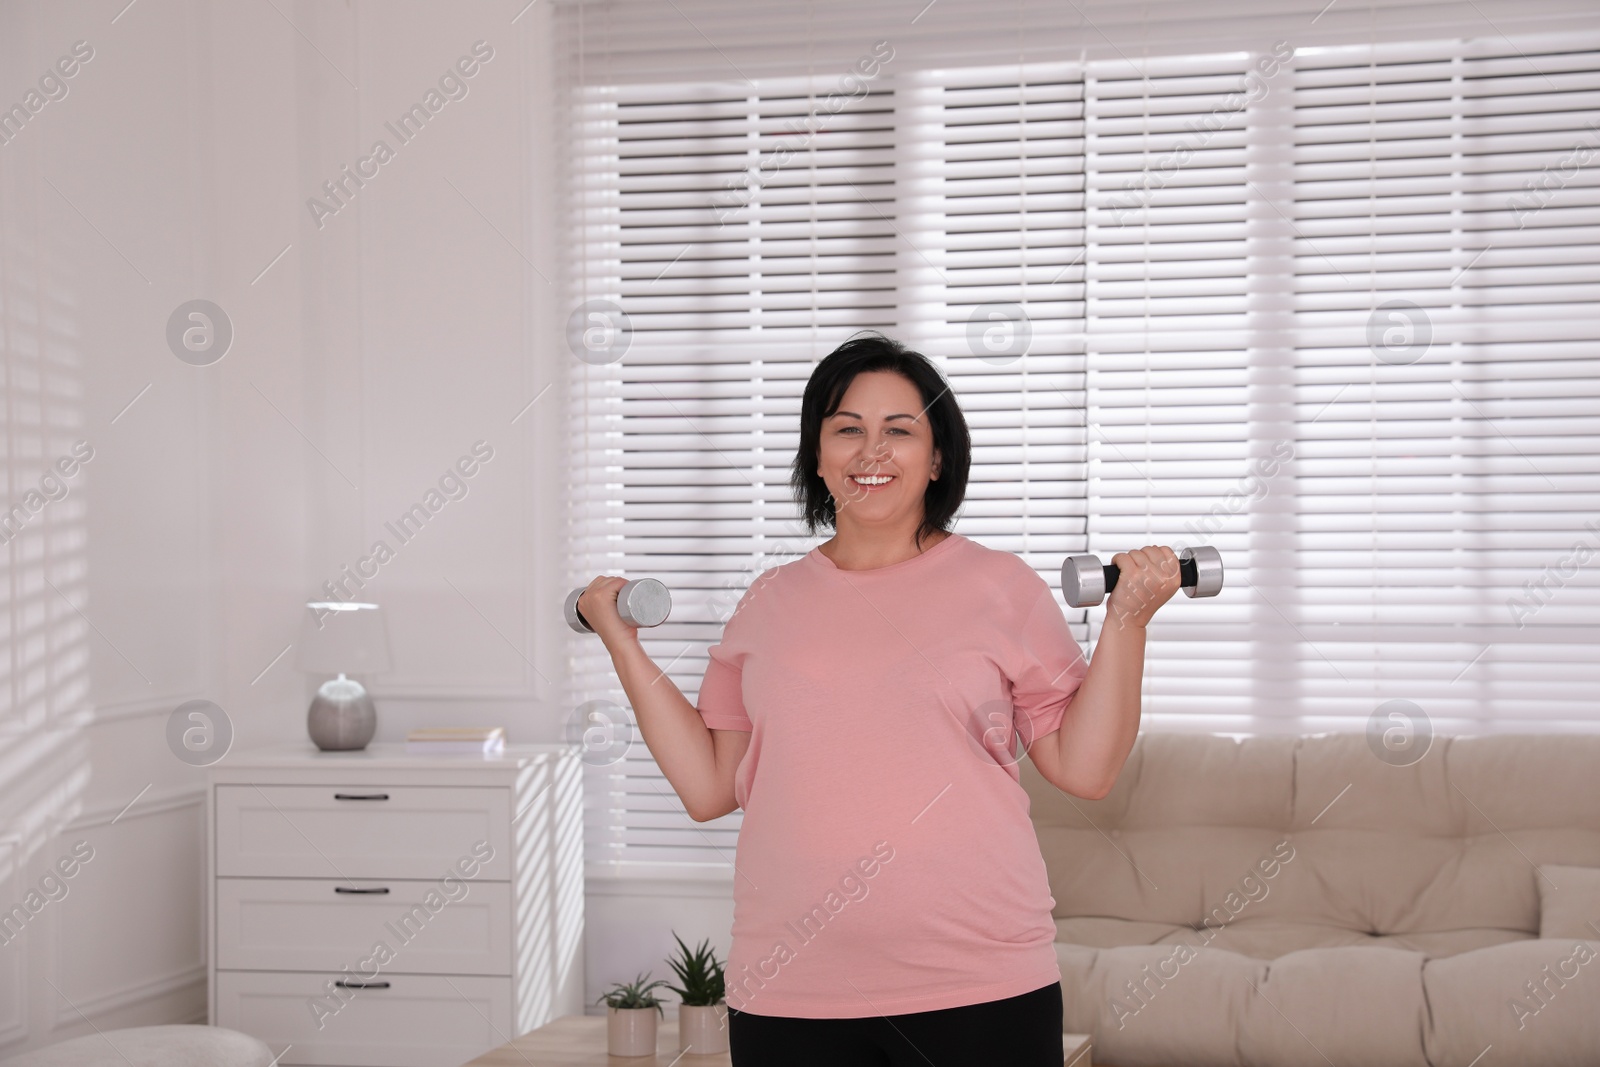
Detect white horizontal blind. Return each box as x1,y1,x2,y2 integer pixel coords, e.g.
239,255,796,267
1286,35,1600,725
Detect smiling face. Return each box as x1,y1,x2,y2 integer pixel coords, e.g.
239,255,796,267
817,370,942,533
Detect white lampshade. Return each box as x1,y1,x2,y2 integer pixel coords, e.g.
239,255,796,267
295,601,392,676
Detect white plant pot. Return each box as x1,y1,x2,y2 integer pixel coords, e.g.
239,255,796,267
678,1002,730,1055
606,1006,659,1057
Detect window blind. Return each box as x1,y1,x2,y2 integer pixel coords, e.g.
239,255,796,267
1284,36,1600,724
565,24,1600,871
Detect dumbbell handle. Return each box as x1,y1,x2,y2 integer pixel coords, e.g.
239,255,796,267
1100,555,1202,596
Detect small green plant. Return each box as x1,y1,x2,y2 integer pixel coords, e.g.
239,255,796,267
596,970,669,1014
663,931,726,1007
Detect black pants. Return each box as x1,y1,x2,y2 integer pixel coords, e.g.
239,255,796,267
727,980,1064,1066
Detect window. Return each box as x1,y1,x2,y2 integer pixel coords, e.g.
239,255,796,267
564,19,1600,870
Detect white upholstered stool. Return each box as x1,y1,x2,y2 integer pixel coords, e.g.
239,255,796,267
0,1024,274,1067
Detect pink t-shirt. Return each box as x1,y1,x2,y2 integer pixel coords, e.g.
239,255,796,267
694,532,1089,1018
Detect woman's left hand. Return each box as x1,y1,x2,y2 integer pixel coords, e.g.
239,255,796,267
1104,545,1183,630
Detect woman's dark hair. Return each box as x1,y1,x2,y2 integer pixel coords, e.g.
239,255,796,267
790,332,971,550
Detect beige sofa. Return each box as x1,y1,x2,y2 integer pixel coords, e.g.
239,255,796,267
1022,732,1600,1067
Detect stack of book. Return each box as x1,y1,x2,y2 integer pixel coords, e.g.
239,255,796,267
405,726,506,755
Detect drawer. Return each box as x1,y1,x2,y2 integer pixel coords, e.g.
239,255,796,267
216,878,511,975
215,970,510,1067
215,785,509,879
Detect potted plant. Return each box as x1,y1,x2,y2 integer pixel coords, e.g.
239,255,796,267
664,932,728,1055
597,970,669,1056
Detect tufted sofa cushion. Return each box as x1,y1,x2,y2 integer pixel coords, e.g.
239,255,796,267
1023,731,1600,1067
1536,863,1600,940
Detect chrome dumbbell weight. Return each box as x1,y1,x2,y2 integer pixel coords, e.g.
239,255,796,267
564,578,673,634
1059,545,1224,609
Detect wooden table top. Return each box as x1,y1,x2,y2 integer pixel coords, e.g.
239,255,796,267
462,1015,727,1065
462,1014,1093,1066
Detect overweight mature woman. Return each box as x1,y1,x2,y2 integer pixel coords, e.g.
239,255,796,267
577,332,1181,1067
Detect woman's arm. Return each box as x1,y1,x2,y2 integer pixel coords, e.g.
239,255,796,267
579,577,748,822
1029,546,1181,799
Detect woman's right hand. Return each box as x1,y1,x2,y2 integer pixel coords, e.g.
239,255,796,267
575,575,743,824
576,575,636,646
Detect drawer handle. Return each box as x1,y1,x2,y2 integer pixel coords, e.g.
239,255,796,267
334,980,390,990
332,793,390,801
334,886,391,895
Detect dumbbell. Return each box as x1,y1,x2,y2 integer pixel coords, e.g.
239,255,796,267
564,578,672,634
1060,545,1223,608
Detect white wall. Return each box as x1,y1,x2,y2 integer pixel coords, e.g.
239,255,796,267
0,0,586,1054
0,0,282,1044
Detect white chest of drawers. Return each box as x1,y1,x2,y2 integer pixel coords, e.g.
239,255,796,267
207,743,585,1067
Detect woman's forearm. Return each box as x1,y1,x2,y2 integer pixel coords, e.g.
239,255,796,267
601,631,724,820
1048,618,1146,799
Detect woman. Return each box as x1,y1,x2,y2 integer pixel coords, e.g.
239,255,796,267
577,333,1181,1066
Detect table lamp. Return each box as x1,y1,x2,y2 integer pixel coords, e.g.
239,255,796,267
296,601,392,751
